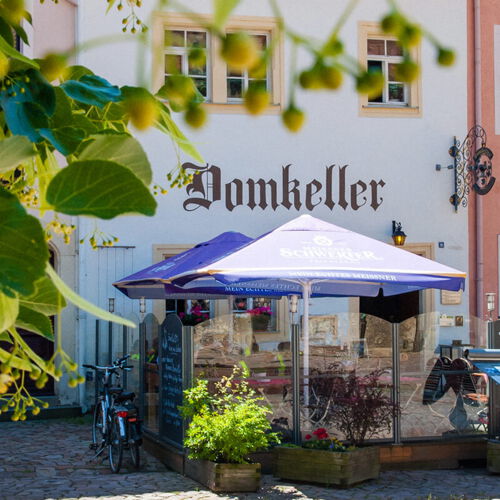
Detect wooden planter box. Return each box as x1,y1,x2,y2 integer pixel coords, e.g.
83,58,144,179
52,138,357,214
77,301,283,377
185,458,261,492
487,440,500,474
274,446,380,487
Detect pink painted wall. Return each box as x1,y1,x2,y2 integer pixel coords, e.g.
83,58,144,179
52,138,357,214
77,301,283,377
32,0,76,58
468,0,500,322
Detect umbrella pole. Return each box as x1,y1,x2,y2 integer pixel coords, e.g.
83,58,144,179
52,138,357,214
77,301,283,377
302,281,311,409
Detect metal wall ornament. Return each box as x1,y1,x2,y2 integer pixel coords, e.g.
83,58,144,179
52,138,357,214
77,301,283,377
444,125,495,211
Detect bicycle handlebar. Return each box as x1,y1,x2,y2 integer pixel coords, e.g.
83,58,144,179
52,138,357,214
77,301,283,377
82,355,133,372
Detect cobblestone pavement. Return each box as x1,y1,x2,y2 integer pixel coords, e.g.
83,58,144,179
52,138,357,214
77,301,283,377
1,419,500,500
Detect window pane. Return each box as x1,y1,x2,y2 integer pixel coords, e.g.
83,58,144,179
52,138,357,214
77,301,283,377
193,77,207,97
367,39,385,56
228,67,243,77
187,31,206,48
227,78,243,98
387,40,403,56
248,78,268,91
388,63,399,81
252,34,268,50
388,83,405,102
188,58,206,76
233,298,248,311
165,30,184,47
367,60,383,103
165,54,182,74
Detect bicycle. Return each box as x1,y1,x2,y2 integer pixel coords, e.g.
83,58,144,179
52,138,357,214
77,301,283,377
83,355,142,473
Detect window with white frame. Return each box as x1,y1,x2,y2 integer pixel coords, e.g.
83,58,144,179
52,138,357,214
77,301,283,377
358,21,421,117
366,38,407,105
153,13,283,111
232,296,277,332
226,33,270,101
164,29,209,99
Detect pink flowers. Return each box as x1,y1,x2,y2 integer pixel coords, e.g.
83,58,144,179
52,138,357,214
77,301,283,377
247,306,272,316
180,303,209,325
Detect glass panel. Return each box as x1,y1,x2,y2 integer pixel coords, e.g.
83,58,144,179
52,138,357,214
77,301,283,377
248,78,268,91
165,54,182,74
227,78,243,98
252,34,268,50
188,57,206,76
187,31,206,48
142,313,160,434
228,67,243,77
388,63,398,81
165,30,184,47
300,298,394,446
192,77,207,97
388,83,405,102
367,60,383,103
401,313,489,440
193,303,293,441
367,39,385,55
233,297,248,311
387,40,403,56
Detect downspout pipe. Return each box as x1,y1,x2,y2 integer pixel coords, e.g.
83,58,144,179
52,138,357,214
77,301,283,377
474,0,484,323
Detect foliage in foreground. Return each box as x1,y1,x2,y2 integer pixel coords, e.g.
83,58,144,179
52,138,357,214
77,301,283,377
0,0,202,420
180,366,280,464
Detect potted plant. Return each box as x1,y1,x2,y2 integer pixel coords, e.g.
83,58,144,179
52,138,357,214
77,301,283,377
247,305,272,331
180,366,280,492
179,303,209,326
275,369,398,487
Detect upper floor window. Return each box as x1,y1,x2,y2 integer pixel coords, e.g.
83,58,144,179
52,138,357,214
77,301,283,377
153,13,283,114
226,33,270,101
164,29,209,98
358,22,421,117
367,39,407,105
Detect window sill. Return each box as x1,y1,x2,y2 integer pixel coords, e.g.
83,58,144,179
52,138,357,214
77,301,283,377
204,102,282,115
359,104,421,117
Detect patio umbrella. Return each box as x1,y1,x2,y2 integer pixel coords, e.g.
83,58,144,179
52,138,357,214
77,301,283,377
113,231,307,299
169,214,466,400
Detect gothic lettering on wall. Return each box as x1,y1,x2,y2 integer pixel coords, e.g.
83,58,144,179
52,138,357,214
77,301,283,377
182,163,386,212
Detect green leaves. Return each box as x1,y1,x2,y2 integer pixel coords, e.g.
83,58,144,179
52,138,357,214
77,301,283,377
19,276,66,316
78,133,152,185
0,292,19,332
0,135,36,173
46,160,156,219
46,266,135,327
61,75,121,108
0,188,48,297
213,0,241,32
0,34,39,71
15,306,53,340
156,103,204,164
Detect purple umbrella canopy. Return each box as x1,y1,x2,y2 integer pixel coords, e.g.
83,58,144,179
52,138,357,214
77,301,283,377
113,231,307,299
171,214,466,297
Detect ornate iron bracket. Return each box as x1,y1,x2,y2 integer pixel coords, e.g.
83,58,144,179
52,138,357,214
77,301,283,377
437,125,495,212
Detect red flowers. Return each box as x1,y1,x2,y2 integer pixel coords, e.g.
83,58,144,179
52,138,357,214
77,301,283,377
312,428,329,440
305,434,312,440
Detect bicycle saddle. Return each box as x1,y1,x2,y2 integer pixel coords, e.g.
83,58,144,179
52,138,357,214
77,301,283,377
114,391,136,403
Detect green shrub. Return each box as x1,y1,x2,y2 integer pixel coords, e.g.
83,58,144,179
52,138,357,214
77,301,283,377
179,366,280,464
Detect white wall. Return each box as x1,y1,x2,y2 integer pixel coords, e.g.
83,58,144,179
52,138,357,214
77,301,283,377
74,0,470,357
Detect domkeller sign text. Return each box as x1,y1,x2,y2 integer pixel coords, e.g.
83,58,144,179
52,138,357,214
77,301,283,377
182,163,386,212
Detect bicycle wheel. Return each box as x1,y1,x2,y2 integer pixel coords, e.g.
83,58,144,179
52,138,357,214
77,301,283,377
92,400,105,447
108,416,123,473
129,439,140,469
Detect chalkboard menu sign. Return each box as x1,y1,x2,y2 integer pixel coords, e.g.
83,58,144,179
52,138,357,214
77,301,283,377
159,314,184,447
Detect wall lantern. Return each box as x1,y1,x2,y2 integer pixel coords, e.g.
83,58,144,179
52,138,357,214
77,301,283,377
108,297,115,313
392,221,406,246
436,125,495,211
288,294,299,313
